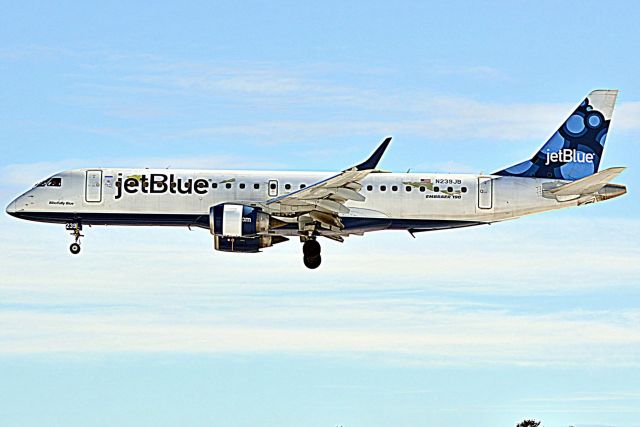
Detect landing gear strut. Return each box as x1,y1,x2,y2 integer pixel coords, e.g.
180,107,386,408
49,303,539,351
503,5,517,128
66,222,83,255
302,239,321,269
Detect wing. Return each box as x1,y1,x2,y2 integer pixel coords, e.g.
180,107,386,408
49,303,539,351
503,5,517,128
264,137,392,233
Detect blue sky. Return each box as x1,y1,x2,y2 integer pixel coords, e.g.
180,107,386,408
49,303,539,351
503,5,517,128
1,1,640,426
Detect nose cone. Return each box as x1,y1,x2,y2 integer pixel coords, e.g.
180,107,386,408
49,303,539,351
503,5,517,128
6,200,17,217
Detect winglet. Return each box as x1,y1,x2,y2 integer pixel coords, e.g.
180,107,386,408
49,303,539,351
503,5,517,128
354,137,392,171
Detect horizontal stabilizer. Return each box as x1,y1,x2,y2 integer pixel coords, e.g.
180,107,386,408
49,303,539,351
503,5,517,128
548,167,625,196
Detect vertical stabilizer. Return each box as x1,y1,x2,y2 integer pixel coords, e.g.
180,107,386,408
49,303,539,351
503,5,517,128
495,90,618,180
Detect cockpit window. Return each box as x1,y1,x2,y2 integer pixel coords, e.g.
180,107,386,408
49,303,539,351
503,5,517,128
35,177,62,187
47,177,62,187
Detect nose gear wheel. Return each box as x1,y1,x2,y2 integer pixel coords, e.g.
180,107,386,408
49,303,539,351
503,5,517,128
66,222,83,255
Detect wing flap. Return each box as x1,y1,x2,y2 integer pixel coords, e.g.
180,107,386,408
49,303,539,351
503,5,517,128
309,210,344,229
316,199,350,214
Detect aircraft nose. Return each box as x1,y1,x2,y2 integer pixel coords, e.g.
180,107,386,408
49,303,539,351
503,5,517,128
6,200,17,217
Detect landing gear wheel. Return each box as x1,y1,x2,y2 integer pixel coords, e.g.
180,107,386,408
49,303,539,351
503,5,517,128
302,238,321,269
303,255,321,269
69,243,81,255
66,222,84,255
303,239,321,258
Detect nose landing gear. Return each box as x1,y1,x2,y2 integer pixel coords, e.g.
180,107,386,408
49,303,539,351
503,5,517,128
66,222,83,255
302,239,321,269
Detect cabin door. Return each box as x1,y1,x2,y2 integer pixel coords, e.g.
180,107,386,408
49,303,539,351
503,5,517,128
85,170,103,203
477,177,493,209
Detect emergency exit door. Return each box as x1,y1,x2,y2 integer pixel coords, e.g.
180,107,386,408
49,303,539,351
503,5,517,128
85,170,103,203
268,179,278,197
477,177,493,209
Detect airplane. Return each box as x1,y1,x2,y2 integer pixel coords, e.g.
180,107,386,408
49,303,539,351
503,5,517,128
6,89,627,269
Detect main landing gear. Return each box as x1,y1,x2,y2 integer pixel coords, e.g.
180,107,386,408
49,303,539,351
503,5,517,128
66,222,83,255
302,239,321,269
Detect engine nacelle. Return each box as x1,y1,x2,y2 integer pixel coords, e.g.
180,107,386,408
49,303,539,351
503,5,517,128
209,204,270,237
210,204,289,252
213,235,288,253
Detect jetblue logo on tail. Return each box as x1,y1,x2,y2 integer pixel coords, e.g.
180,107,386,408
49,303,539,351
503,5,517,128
545,149,595,166
495,90,617,181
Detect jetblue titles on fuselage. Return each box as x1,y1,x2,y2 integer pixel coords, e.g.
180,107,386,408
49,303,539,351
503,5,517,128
115,174,209,199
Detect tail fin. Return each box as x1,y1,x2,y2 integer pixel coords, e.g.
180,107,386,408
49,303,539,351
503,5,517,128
495,89,618,180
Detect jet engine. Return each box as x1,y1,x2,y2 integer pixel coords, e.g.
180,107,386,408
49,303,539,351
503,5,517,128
209,203,273,237
209,203,288,252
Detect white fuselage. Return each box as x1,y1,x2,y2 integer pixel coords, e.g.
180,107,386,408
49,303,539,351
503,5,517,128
7,168,577,229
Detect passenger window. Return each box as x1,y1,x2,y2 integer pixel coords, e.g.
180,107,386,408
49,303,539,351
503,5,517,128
225,183,232,189
434,186,440,192
447,186,453,192
285,183,291,190
461,187,467,193
392,185,398,192
405,186,412,192
270,183,277,190
367,185,373,191
47,178,62,187
239,183,245,189
254,183,260,190
380,185,387,192
212,183,218,189
300,184,307,189
419,186,425,192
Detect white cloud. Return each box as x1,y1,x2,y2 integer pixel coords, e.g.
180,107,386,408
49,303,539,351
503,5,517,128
7,49,637,148
613,102,640,131
0,292,638,366
6,48,640,146
0,214,638,363
112,99,640,143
